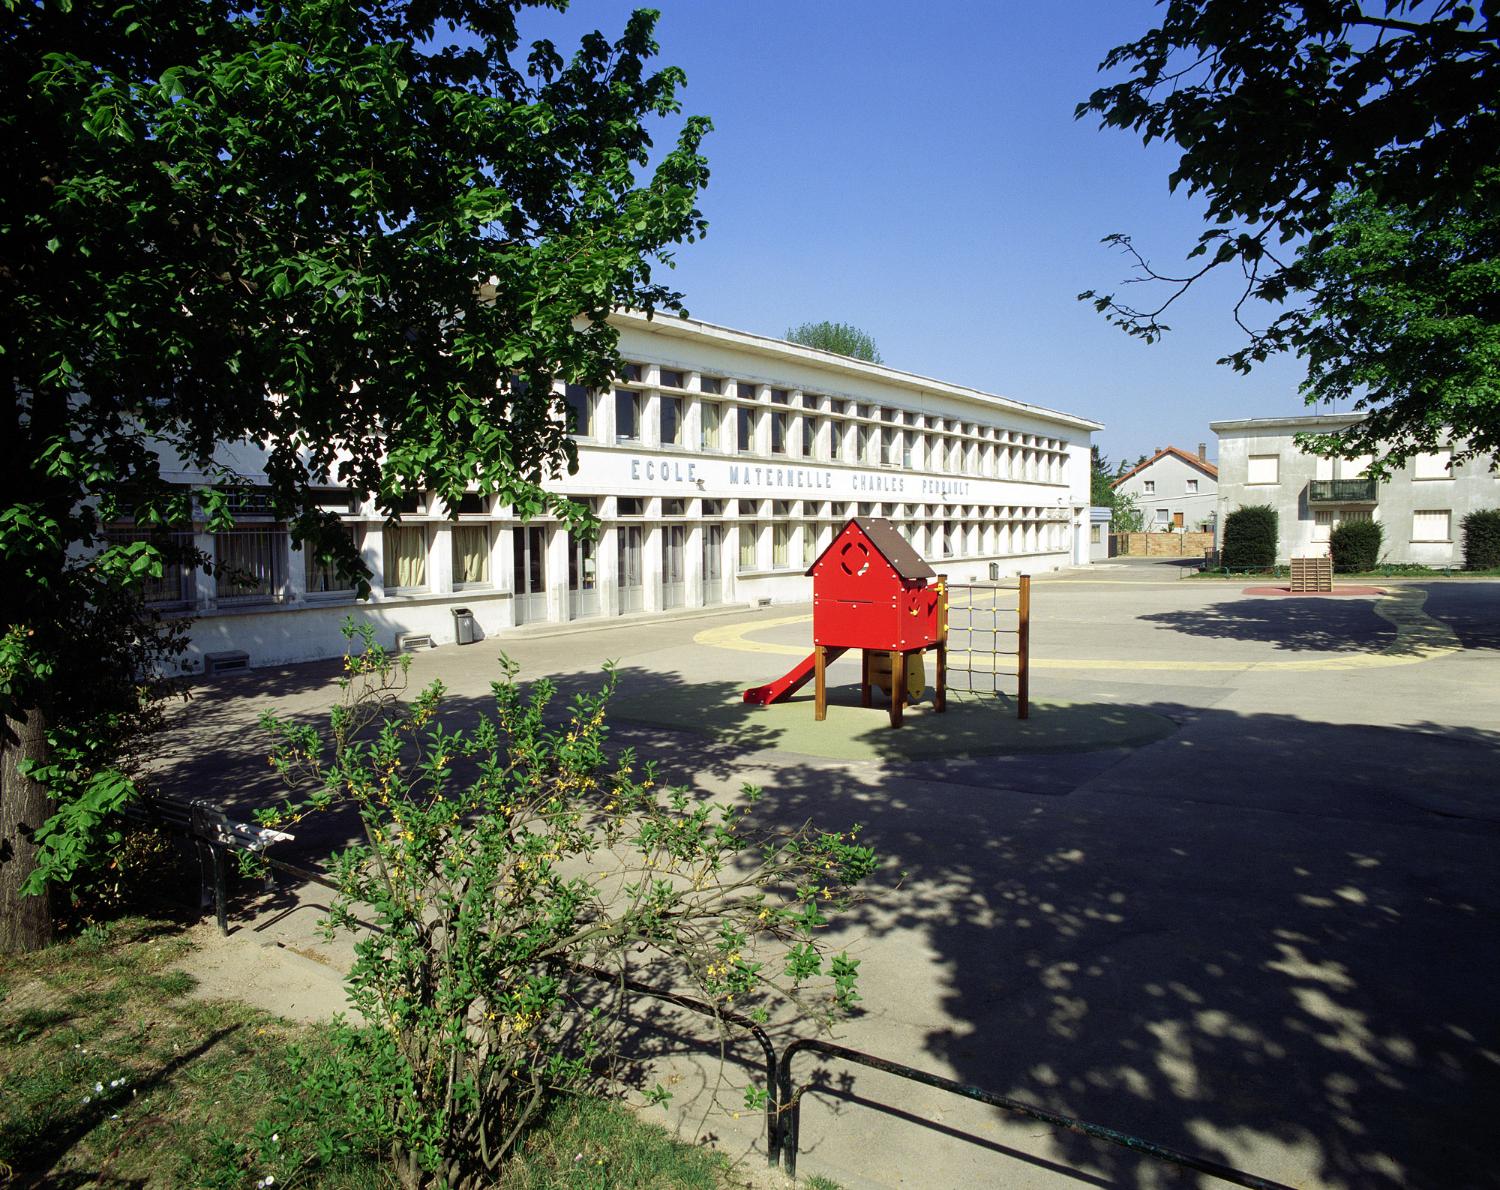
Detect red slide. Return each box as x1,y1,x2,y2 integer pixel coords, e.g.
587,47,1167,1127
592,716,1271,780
743,652,819,704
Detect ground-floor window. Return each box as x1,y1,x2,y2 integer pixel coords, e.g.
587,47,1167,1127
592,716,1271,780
304,524,360,594
383,524,428,591
217,525,289,604
738,522,758,571
617,525,643,613
453,524,491,588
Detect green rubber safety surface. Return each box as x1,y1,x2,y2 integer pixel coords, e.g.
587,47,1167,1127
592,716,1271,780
609,683,1178,762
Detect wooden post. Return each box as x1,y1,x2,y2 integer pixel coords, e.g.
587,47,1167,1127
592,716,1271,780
890,650,907,728
860,650,872,708
1017,574,1030,720
935,575,948,714
814,645,828,721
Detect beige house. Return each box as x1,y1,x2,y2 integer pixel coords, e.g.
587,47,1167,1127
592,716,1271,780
1211,414,1500,565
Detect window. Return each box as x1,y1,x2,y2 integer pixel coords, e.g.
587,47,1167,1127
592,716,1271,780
615,389,640,441
107,526,196,607
881,426,899,466
1186,479,1198,494
1154,508,1170,526
699,401,721,450
217,525,288,604
1090,524,1101,544
770,388,789,405
453,524,491,587
700,376,722,395
382,525,427,591
828,419,841,460
1412,509,1451,541
802,417,817,457
455,492,487,516
736,381,758,400
620,362,642,383
1414,450,1453,480
736,406,753,454
771,410,788,455
857,423,875,464
1247,454,1279,485
662,498,685,516
616,497,643,517
772,523,790,568
1143,480,1156,495
803,525,818,566
562,384,593,437
304,524,359,595
1313,510,1335,543
739,523,758,571
701,499,722,517
658,368,684,389
660,396,682,446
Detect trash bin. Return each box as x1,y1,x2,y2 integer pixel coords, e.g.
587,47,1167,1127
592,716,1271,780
452,607,476,645
988,562,1000,582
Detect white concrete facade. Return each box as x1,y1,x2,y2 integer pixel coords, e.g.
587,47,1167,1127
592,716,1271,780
136,313,1100,670
1211,414,1500,565
1111,446,1218,532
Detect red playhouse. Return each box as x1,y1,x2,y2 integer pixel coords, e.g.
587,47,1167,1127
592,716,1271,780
743,517,947,728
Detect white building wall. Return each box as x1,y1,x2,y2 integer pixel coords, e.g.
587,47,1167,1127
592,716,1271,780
1212,415,1500,565
133,313,1101,670
1113,451,1218,530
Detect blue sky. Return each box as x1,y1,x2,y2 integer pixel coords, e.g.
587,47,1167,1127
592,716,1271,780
522,2,1331,467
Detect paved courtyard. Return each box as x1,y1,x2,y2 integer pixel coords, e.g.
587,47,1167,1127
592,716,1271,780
156,560,1500,1189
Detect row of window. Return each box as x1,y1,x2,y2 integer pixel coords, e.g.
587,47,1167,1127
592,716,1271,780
1141,478,1202,495
1245,447,1459,486
1311,508,1455,543
561,375,1070,482
110,509,1071,610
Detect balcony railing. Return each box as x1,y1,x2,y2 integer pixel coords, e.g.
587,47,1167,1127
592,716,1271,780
1307,478,1378,504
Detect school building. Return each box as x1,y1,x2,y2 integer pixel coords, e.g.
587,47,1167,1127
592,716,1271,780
147,312,1100,670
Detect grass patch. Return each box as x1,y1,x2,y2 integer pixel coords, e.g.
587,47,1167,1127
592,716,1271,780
0,918,749,1188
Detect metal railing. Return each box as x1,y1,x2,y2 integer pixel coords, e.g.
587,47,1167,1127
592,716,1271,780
1308,478,1378,503
153,802,1294,1190
775,1037,1296,1189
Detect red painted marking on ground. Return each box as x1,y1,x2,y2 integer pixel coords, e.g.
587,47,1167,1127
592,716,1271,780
1241,585,1387,597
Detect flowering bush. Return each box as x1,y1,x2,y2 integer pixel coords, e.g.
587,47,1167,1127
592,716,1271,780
254,623,877,1189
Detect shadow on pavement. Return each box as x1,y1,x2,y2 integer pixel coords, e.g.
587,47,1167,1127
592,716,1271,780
148,656,1500,1190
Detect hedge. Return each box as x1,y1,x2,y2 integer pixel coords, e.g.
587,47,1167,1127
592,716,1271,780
1462,509,1500,570
1329,519,1384,573
1221,504,1278,569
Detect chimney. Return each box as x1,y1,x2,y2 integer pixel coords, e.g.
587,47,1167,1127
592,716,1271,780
1198,442,1207,461
1155,446,1163,455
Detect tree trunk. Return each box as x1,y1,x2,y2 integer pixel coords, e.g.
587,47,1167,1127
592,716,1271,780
1,708,54,953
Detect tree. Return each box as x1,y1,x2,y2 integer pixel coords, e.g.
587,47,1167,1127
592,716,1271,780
1,1,710,951
1111,491,1146,534
785,320,884,363
1090,446,1117,506
1077,1,1499,470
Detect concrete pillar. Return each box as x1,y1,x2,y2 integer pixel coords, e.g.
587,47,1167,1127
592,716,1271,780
598,521,620,617
685,520,704,608
546,524,569,622
429,523,453,595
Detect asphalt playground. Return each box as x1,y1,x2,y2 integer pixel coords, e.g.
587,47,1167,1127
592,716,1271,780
154,559,1500,1189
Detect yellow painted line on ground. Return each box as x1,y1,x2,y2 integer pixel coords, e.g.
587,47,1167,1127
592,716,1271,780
691,588,1462,672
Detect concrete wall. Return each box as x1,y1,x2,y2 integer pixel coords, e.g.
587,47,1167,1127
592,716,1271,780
1212,415,1500,565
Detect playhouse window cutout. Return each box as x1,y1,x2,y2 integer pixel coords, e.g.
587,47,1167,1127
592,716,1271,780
838,540,873,577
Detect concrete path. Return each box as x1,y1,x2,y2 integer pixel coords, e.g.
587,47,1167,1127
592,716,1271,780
153,576,1500,1190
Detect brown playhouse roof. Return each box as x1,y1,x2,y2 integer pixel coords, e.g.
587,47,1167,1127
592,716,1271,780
806,517,936,581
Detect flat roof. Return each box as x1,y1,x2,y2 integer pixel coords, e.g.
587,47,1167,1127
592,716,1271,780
1210,414,1360,432
611,310,1104,434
